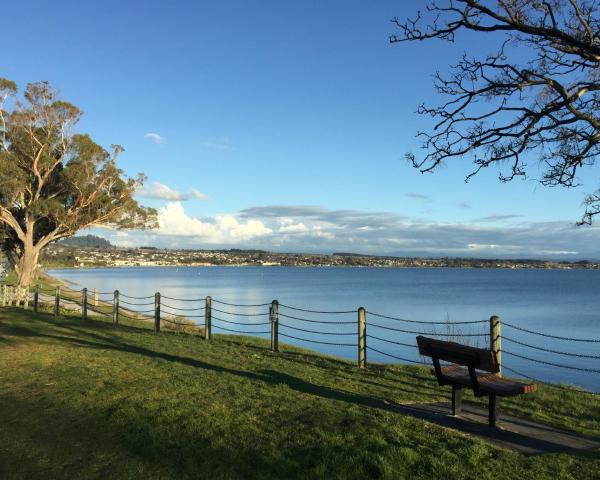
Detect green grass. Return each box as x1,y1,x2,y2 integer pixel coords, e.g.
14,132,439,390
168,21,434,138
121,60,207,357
0,308,598,480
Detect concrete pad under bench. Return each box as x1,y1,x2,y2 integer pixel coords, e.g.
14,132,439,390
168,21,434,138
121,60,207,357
386,400,600,456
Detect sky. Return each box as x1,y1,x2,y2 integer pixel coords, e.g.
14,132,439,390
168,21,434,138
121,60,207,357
3,0,600,259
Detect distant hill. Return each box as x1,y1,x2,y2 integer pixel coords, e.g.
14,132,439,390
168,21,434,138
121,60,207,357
59,235,113,249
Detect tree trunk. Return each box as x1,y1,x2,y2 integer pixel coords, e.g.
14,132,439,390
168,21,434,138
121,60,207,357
15,244,41,288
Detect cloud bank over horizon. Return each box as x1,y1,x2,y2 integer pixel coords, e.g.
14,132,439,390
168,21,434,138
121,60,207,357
92,202,600,260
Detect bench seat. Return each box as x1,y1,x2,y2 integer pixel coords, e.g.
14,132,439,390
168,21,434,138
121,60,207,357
439,364,537,396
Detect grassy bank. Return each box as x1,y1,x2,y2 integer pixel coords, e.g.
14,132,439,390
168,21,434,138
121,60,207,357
0,308,599,479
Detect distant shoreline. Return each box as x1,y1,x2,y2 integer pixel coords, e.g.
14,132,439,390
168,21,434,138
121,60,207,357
42,243,600,271
45,263,599,271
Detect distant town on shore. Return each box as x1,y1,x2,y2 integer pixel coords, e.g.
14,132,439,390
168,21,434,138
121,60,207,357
36,235,600,270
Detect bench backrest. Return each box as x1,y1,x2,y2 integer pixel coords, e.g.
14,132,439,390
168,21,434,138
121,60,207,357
416,335,499,373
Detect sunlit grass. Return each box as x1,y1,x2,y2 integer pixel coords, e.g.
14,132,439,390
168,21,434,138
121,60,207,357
0,308,598,479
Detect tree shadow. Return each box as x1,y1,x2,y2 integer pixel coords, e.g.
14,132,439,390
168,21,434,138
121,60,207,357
0,389,390,480
3,314,597,448
254,369,387,409
240,343,444,397
2,318,397,411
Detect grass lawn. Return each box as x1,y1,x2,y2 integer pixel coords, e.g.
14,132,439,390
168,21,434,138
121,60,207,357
0,307,599,479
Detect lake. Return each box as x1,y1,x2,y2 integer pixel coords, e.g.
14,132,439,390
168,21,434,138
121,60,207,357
49,266,600,392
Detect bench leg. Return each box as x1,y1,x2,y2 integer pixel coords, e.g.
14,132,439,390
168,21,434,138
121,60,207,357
488,394,499,427
452,385,463,416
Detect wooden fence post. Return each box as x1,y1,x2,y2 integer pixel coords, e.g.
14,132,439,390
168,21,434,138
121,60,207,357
154,292,161,333
358,307,367,368
82,288,88,321
490,315,501,377
113,290,120,327
94,288,99,307
1,285,5,307
34,285,39,313
270,300,279,352
23,287,30,310
54,286,61,316
205,296,211,340
17,287,22,308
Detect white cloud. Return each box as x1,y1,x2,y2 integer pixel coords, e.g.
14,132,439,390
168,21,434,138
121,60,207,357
137,183,209,202
190,189,208,201
144,132,164,144
310,226,335,240
279,223,308,233
278,218,309,233
137,182,188,201
157,202,271,243
235,205,600,259
94,204,600,260
467,243,499,250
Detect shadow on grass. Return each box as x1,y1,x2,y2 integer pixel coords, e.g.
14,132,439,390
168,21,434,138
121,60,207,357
242,338,445,398
1,314,409,478
3,312,598,455
2,313,395,412
73,319,446,401
0,388,389,480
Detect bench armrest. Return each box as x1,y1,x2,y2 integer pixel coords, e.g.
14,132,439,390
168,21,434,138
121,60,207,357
467,363,481,396
432,354,482,396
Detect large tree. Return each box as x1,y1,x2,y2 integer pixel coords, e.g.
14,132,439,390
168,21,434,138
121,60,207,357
0,79,157,287
391,0,600,224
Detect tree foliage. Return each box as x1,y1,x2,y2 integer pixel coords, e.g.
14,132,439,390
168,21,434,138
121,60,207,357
0,79,157,286
391,0,600,224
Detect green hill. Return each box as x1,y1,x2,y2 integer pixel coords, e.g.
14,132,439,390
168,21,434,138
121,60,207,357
59,234,113,248
0,308,598,479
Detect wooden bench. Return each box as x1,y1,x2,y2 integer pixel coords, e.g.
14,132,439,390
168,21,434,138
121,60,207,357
416,335,537,427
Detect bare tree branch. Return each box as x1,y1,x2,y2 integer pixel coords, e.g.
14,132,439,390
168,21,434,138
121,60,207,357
392,0,600,223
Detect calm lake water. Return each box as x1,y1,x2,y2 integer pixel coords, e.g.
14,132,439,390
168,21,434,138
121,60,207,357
49,266,600,392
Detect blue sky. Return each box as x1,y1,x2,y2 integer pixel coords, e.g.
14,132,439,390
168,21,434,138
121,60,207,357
4,1,600,258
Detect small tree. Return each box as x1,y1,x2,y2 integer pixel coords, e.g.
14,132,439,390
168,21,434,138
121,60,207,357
0,79,157,287
391,0,600,224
